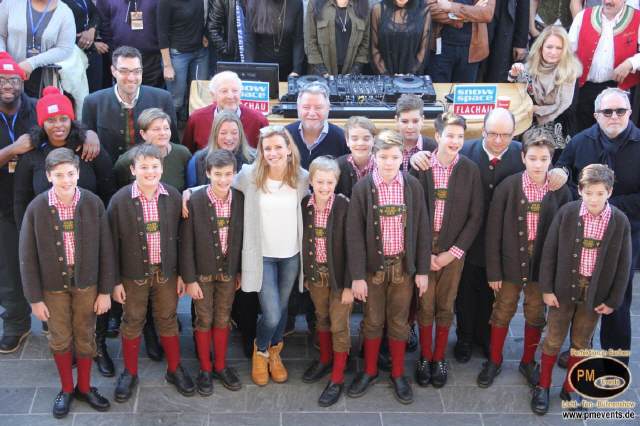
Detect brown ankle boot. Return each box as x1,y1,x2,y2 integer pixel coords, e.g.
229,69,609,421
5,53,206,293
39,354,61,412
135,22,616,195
251,341,269,386
268,341,288,383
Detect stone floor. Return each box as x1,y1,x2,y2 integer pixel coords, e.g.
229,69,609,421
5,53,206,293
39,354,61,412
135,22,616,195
0,274,638,426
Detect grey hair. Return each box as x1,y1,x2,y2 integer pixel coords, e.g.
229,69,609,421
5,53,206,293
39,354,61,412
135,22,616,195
208,71,242,93
296,82,330,104
594,87,631,111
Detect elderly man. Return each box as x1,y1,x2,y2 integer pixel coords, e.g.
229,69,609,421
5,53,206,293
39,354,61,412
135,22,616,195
284,82,348,170
554,87,640,365
182,70,268,152
569,0,640,131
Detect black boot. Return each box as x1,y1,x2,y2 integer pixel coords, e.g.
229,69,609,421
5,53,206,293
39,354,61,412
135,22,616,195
74,386,110,411
346,372,378,398
430,360,449,388
143,318,163,361
196,370,213,396
94,313,115,377
530,386,550,415
415,357,431,387
453,340,473,363
519,361,540,387
106,302,122,338
213,367,242,391
0,330,30,354
114,370,138,402
52,391,73,418
318,381,343,407
302,359,332,383
390,376,413,404
477,361,501,388
165,364,196,396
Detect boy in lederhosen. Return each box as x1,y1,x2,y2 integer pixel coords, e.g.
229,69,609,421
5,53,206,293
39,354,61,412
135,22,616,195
301,156,352,407
346,130,430,404
181,149,244,395
109,144,195,402
531,164,632,415
19,148,113,418
478,128,572,388
411,113,483,388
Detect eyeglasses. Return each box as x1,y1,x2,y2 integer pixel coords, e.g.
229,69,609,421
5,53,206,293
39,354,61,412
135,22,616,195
259,125,287,137
486,131,513,140
597,108,629,117
0,77,22,87
116,68,143,76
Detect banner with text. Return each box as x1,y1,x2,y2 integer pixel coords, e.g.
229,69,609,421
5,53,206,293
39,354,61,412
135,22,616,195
452,85,497,117
240,81,270,115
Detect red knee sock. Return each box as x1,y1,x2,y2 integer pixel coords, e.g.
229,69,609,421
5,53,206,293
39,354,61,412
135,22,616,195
489,326,509,365
194,330,212,372
563,355,580,392
538,352,557,389
521,324,542,365
160,335,181,373
317,331,333,365
331,351,348,384
212,327,230,373
53,351,74,393
76,356,92,394
432,325,450,361
122,336,141,376
363,337,382,376
419,324,433,360
389,338,407,378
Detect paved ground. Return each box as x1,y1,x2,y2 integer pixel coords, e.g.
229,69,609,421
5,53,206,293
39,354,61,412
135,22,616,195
0,274,638,426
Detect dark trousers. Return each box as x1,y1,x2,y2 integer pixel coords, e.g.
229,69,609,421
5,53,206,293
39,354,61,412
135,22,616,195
0,216,30,337
430,44,480,83
575,80,617,133
85,49,104,94
455,262,493,347
230,290,259,343
141,51,165,89
599,228,639,364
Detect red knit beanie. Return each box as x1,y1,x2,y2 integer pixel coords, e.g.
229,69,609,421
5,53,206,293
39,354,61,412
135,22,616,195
0,52,26,80
36,87,75,126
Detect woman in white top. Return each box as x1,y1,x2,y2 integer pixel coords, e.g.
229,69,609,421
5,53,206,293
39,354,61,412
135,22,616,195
232,125,309,386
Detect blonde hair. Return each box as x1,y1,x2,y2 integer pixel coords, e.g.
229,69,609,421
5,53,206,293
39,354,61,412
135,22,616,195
344,116,377,138
579,164,615,191
373,129,404,153
527,25,582,85
207,111,255,162
309,156,341,181
253,126,302,191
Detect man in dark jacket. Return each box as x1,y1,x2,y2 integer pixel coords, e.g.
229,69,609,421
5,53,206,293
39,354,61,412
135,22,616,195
207,0,253,62
554,87,640,364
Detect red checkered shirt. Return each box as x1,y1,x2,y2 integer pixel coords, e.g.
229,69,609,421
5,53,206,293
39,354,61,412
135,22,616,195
430,152,464,259
206,185,233,256
48,188,81,266
522,172,549,242
347,154,376,181
308,193,335,263
131,182,169,265
579,202,611,277
372,168,405,256
402,145,421,173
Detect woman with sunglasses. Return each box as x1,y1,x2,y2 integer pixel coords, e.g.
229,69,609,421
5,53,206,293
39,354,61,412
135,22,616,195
233,125,308,386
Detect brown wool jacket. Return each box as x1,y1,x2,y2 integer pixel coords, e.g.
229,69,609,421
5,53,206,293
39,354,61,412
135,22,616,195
19,190,115,303
107,184,182,282
302,193,350,291
347,172,431,281
180,188,244,284
540,201,632,310
485,173,573,285
411,155,484,255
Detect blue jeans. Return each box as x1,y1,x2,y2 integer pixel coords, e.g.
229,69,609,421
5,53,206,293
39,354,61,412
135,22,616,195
429,43,480,83
165,47,209,115
256,254,300,351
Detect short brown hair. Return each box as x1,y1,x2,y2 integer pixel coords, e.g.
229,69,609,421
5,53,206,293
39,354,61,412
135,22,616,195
373,130,404,154
522,127,555,155
206,148,237,172
579,164,615,191
309,156,340,181
395,94,424,117
45,147,79,173
130,143,164,165
344,116,377,138
138,108,171,131
434,112,466,135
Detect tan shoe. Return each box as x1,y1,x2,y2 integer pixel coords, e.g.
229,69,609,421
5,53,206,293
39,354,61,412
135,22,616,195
268,341,288,383
251,341,269,386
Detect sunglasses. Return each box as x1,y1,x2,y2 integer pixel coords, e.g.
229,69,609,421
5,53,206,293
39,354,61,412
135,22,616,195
597,108,629,117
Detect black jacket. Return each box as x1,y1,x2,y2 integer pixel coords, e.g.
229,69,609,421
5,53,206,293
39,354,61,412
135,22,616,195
207,0,253,61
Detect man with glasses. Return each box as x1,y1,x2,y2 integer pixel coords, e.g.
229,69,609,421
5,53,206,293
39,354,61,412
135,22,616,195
553,87,640,365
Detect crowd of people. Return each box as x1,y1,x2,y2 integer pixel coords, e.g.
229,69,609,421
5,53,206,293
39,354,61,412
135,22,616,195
0,0,638,422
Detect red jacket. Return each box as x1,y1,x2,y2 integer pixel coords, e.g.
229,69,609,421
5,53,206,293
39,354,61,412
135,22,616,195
181,103,269,152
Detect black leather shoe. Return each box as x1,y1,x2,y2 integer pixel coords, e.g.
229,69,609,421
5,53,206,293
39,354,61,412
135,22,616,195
430,360,449,388
165,365,196,396
453,340,472,363
530,386,550,415
477,361,501,388
114,370,138,402
52,391,73,418
213,367,241,391
519,361,540,387
74,386,110,411
105,316,120,339
346,372,378,398
94,340,115,377
318,381,343,407
390,376,413,404
557,349,569,369
196,371,213,396
407,324,418,353
560,388,584,411
415,357,431,387
0,331,30,354
143,323,163,361
302,359,332,383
